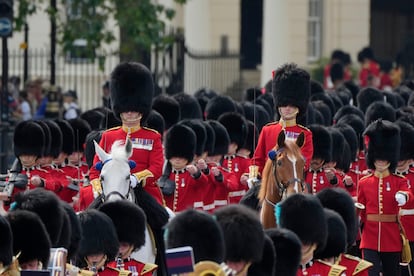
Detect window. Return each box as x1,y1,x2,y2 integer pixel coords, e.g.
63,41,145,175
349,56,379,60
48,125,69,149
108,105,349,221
307,0,323,62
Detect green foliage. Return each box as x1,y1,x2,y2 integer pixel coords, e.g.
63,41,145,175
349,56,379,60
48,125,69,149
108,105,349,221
15,0,187,61
309,57,329,83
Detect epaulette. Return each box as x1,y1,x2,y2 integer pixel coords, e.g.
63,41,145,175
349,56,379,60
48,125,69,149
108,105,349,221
141,263,158,275
265,121,279,126
392,173,406,179
317,260,347,276
297,124,311,131
360,174,372,181
343,254,373,275
107,126,122,131
142,126,160,134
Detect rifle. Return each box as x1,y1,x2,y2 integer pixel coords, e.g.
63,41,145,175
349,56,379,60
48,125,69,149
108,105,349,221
0,159,27,204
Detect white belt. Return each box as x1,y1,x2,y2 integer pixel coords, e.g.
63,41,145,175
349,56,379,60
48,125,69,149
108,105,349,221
203,203,215,211
228,190,246,197
400,209,414,216
214,200,228,206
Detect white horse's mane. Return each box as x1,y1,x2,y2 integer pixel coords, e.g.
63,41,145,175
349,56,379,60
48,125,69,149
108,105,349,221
110,140,129,160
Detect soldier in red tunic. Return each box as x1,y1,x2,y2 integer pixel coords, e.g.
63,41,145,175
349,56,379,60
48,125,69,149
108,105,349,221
358,119,413,276
252,63,313,176
317,188,373,276
279,193,346,275
77,209,129,276
89,62,164,206
100,201,157,276
358,47,380,88
163,124,209,212
305,125,339,194
218,112,250,204
394,121,414,276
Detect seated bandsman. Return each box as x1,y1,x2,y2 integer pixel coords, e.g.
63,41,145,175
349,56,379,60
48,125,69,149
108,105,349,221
279,193,347,275
77,209,130,276
358,119,413,275
99,201,157,275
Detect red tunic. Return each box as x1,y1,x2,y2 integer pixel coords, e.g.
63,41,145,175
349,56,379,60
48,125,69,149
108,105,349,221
357,172,412,252
89,126,164,205
359,60,380,88
346,160,364,198
305,168,344,195
213,165,238,211
107,258,157,275
398,169,414,241
73,185,95,212
164,169,209,212
252,122,313,175
297,259,347,276
222,154,250,204
337,253,372,276
87,266,131,276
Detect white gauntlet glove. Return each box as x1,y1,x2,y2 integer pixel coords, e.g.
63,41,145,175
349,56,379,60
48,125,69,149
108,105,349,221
130,174,138,188
395,192,407,206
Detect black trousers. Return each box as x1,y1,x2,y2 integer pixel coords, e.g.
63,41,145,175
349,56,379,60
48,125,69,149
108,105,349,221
363,249,401,276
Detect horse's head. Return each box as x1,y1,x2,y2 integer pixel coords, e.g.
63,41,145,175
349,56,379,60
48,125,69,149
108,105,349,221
270,131,306,198
94,138,135,202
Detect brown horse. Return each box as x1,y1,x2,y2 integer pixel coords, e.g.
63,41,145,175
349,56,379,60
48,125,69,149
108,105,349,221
259,130,307,229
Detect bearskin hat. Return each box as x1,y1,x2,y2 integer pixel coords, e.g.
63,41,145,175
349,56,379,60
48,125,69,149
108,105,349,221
333,105,364,124
328,127,346,165
365,101,396,127
310,93,336,121
80,109,105,130
145,110,165,135
279,193,327,250
68,118,92,152
99,201,147,250
152,94,181,130
7,210,51,268
333,124,359,161
243,87,262,102
173,93,203,120
165,209,225,264
13,189,65,246
201,121,215,155
330,62,344,83
241,120,258,157
56,210,71,250
358,47,375,60
218,112,248,148
240,101,271,132
35,120,52,157
364,119,400,171
194,87,218,114
214,204,264,263
204,95,237,120
256,97,274,120
265,228,302,276
336,114,365,151
310,80,325,95
110,62,154,121
179,119,207,157
61,202,82,261
396,121,414,161
247,235,275,276
55,119,75,155
0,215,13,266
311,100,332,126
314,209,347,259
335,86,353,106
357,87,384,114
316,187,358,247
207,121,230,156
13,120,45,158
78,209,119,261
95,107,121,129
272,63,310,117
309,124,332,162
43,120,63,158
329,93,344,112
84,130,103,169
165,124,196,162
383,91,398,109
343,80,360,104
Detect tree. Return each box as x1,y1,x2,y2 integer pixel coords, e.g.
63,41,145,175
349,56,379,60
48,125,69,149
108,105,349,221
15,0,187,66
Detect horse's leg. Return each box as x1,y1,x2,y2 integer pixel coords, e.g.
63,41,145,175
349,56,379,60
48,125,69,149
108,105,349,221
260,202,277,229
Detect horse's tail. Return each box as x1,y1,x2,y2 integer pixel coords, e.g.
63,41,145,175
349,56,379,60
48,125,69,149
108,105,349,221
258,159,273,202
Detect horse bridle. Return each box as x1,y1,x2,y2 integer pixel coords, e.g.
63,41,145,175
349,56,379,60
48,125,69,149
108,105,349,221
99,160,132,202
271,150,306,199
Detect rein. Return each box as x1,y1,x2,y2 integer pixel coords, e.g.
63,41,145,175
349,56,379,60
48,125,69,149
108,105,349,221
99,158,133,202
